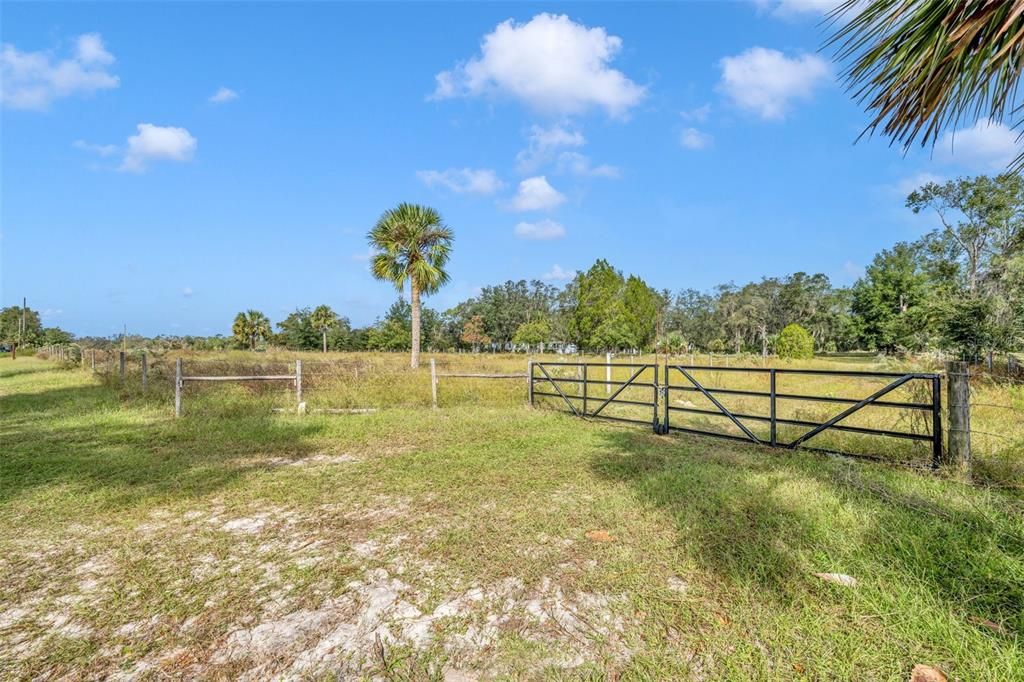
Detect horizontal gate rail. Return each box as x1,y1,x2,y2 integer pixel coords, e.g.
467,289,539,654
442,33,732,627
668,385,932,410
663,364,943,467
529,360,943,468
674,367,761,444
530,361,659,429
667,405,934,441
535,363,581,416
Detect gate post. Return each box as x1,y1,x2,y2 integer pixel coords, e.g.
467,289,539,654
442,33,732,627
663,363,670,434
945,361,970,476
174,359,183,418
295,359,303,408
653,364,659,432
931,374,943,468
527,360,534,406
769,369,777,447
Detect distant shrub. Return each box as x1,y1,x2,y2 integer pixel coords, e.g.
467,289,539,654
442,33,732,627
776,324,814,359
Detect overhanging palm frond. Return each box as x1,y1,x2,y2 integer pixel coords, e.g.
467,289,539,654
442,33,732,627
830,0,1024,169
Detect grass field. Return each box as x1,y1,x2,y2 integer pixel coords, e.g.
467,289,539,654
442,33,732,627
2,355,1023,680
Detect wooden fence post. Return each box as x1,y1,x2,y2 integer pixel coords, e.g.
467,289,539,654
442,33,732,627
91,349,96,371
175,359,182,418
119,351,126,381
141,352,148,392
430,358,438,409
945,361,971,476
295,360,303,408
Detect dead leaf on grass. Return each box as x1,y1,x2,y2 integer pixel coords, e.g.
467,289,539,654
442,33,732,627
968,615,1007,635
910,664,947,682
813,572,858,587
585,530,614,543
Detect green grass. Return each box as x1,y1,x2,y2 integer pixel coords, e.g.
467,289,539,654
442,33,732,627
1,357,1022,680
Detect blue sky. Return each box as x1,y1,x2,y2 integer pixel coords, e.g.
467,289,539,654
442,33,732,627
3,1,1020,337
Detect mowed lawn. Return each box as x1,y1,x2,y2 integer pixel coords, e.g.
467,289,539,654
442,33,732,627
1,358,1022,680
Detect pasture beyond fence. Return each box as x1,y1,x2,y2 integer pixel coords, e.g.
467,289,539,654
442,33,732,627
29,347,1017,477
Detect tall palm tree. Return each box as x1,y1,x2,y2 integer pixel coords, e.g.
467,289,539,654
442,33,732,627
367,203,453,368
831,0,1024,169
310,304,337,353
232,310,272,350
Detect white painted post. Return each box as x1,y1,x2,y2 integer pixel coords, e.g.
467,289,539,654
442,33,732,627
175,358,182,418
430,358,438,409
605,352,612,395
295,359,303,407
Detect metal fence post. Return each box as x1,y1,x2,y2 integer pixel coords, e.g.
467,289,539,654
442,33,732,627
931,374,943,469
119,351,126,381
527,360,534,406
769,369,777,447
175,358,182,418
430,358,438,409
946,361,970,475
141,352,148,392
663,363,670,433
295,359,303,407
653,364,659,432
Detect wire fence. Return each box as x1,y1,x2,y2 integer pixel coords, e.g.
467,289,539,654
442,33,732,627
28,346,1024,488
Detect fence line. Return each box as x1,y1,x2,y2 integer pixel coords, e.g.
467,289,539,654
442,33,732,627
429,357,527,409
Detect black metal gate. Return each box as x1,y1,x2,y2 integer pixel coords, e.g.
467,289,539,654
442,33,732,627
531,361,943,468
529,361,660,429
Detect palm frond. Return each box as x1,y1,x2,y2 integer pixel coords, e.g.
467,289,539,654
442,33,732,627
365,203,454,295
830,0,1024,169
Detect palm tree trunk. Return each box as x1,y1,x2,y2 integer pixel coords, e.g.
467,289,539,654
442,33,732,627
410,280,421,369
322,331,327,353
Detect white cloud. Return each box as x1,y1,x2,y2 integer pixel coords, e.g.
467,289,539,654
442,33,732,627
208,86,238,104
515,219,566,240
542,264,574,281
182,287,194,298
718,47,830,120
430,13,645,118
508,176,566,212
75,33,115,65
680,127,712,150
120,123,197,173
680,103,712,122
841,260,865,279
515,123,620,178
73,139,118,157
416,168,503,195
892,171,945,197
556,151,621,178
754,0,843,18
936,119,1022,171
1,33,119,110
516,123,585,173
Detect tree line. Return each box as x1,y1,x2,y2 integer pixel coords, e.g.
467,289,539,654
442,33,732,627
5,174,1021,360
